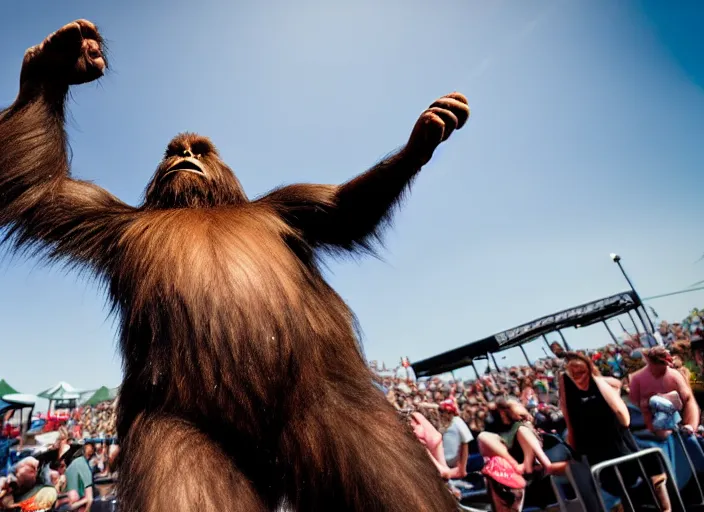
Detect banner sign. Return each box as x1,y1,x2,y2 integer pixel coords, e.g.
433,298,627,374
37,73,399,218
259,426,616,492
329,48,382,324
494,291,638,347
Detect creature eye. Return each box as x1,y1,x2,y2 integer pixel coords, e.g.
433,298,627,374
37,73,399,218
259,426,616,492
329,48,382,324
191,141,210,156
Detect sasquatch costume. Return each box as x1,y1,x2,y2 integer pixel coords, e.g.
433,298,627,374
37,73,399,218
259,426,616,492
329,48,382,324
0,20,470,511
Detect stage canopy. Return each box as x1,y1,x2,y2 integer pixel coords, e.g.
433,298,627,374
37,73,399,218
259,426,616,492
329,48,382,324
411,290,640,378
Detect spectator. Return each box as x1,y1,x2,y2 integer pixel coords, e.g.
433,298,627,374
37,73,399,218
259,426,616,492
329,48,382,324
107,444,120,478
61,443,95,512
658,321,676,345
407,411,455,480
519,378,537,410
479,398,563,477
89,443,107,476
560,351,672,512
0,457,58,511
438,399,481,478
672,355,691,383
629,346,699,438
50,460,67,493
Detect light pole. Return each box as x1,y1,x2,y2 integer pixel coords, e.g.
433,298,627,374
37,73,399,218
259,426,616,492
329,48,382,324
610,253,656,334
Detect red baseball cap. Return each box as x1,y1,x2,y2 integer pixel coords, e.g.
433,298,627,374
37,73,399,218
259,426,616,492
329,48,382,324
439,398,459,415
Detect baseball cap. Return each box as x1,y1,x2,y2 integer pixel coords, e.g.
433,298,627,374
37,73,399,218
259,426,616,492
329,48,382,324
644,346,673,366
439,398,459,415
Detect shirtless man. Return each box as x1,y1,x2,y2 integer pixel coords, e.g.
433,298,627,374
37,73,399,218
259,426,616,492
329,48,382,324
629,346,700,437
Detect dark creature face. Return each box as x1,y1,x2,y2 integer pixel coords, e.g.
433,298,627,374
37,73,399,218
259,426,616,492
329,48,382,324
144,133,247,209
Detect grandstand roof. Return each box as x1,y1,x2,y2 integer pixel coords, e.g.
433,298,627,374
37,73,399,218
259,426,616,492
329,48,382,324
411,290,640,378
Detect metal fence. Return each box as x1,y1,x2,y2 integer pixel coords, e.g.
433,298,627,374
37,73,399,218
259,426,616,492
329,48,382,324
670,429,704,507
551,447,687,512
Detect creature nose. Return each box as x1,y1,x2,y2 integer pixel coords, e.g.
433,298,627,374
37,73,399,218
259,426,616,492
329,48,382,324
182,149,193,157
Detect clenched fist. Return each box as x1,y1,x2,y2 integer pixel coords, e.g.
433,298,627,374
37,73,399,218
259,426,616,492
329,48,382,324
20,19,106,91
405,93,470,166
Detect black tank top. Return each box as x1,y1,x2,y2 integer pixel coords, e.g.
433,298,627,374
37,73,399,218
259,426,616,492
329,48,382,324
485,409,512,435
563,374,638,465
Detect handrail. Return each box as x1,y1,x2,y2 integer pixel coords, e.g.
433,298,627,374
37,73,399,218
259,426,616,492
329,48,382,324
590,447,686,512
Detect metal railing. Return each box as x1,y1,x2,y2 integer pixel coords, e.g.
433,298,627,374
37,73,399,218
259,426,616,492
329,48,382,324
670,428,704,507
590,447,686,512
550,447,688,512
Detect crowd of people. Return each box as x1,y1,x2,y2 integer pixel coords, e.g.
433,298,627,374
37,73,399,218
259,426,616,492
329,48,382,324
366,309,704,510
375,310,704,434
47,429,120,511
0,426,119,511
73,402,118,440
2,309,704,510
377,356,565,435
63,309,704,446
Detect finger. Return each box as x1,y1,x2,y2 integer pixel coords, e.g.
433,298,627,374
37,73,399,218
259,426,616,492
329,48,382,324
24,45,40,59
44,23,83,50
84,39,103,61
413,111,445,151
427,107,458,141
74,20,100,41
430,97,470,129
74,19,98,30
445,92,468,105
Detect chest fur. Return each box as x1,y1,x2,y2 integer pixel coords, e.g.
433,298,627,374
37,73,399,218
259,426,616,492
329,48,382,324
112,206,310,313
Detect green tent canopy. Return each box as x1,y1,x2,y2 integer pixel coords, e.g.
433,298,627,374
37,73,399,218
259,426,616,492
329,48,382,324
83,386,117,406
38,381,80,401
0,379,19,398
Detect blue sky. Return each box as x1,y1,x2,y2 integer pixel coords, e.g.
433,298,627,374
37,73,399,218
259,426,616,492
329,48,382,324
1,0,703,399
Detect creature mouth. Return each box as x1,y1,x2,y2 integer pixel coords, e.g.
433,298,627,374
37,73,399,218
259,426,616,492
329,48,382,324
162,157,206,179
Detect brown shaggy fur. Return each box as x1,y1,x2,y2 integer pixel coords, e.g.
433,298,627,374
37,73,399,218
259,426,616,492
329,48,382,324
1,20,469,512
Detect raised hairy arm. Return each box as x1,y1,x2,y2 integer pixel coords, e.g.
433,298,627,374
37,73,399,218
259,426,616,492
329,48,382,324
258,93,469,254
0,20,134,267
